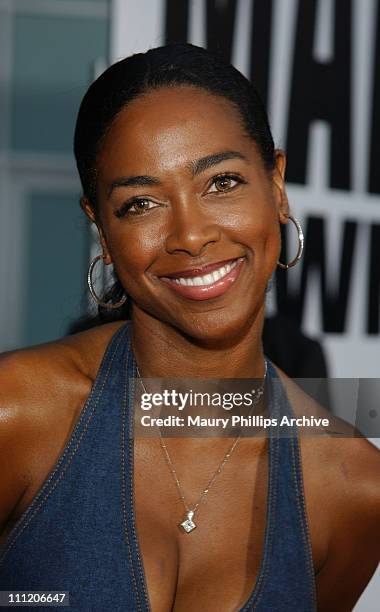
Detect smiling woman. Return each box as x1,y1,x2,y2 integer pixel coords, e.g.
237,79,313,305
79,75,287,345
0,43,379,612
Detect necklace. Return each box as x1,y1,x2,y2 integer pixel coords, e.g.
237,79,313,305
135,361,267,534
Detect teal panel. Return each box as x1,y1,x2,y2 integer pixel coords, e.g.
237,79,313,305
11,14,109,152
23,193,90,346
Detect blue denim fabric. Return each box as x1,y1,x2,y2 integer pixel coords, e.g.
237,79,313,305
0,322,317,611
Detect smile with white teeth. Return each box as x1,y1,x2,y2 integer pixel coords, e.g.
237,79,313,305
172,259,238,286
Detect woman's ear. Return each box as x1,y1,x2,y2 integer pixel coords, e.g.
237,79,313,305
80,196,112,264
272,149,290,224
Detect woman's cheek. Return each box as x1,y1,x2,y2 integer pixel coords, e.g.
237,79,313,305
108,223,162,264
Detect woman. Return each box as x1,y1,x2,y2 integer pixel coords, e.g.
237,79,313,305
0,43,379,612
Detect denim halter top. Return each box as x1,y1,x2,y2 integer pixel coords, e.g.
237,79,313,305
0,322,317,611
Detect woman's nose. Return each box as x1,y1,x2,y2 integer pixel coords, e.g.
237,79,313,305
165,205,221,257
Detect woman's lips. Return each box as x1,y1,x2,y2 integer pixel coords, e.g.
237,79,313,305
159,256,246,301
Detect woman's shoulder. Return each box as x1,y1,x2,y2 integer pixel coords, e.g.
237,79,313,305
274,364,380,500
0,321,126,539
0,320,126,393
0,320,127,454
308,431,380,609
274,365,380,608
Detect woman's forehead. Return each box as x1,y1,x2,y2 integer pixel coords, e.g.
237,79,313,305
97,86,256,177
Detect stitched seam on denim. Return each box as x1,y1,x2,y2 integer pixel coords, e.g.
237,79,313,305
249,429,279,610
239,443,276,611
120,346,143,612
240,376,280,611
290,434,318,610
0,327,126,566
246,368,280,610
128,352,151,611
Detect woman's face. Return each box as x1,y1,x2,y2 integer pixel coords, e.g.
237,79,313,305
86,86,288,342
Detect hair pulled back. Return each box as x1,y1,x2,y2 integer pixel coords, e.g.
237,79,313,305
73,43,275,317
74,42,275,209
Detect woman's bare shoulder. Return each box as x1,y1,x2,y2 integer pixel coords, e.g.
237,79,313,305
0,321,126,537
311,431,380,609
274,364,380,609
0,319,126,444
274,363,380,487
0,320,126,392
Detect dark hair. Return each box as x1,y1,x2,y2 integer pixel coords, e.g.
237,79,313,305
74,43,275,317
74,42,275,207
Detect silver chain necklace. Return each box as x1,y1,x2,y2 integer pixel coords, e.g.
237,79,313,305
136,361,267,534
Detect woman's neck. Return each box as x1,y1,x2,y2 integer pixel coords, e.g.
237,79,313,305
130,307,266,379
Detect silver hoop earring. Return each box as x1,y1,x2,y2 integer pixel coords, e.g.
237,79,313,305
277,215,304,270
87,254,127,309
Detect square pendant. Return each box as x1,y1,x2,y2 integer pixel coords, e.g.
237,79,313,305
180,517,197,533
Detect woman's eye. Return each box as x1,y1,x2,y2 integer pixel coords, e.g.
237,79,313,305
115,198,157,218
208,175,241,193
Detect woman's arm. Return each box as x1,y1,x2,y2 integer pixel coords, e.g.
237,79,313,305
0,351,38,542
0,341,92,544
315,437,380,611
0,322,125,544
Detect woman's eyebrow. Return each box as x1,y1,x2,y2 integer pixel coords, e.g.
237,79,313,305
107,175,160,198
189,150,247,176
107,150,247,199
